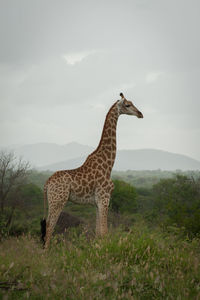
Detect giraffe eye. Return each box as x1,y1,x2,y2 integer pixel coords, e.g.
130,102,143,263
125,104,131,108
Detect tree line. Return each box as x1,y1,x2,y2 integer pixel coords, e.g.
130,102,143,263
0,151,200,238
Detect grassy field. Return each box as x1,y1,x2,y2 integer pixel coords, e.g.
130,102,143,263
0,222,200,299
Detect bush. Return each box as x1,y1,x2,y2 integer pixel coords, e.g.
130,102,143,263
20,183,43,207
110,180,138,214
0,183,43,237
152,175,200,236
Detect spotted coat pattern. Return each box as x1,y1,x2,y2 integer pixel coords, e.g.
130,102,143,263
43,94,143,249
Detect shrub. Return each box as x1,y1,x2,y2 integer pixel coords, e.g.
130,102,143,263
152,175,200,236
110,180,138,214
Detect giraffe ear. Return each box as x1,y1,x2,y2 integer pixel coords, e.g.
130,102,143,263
118,92,125,105
120,92,125,99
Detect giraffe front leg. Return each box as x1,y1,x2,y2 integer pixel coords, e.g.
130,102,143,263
95,193,110,236
96,206,100,236
97,203,109,236
95,181,114,237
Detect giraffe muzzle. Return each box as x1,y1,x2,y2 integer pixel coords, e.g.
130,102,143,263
137,111,143,118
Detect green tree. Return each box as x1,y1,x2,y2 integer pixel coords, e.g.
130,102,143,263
20,183,43,207
110,180,138,213
152,175,200,236
0,151,30,232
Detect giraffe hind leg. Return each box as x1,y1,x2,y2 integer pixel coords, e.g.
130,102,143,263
44,188,70,249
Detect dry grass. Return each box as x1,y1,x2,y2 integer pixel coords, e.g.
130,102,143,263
0,223,200,299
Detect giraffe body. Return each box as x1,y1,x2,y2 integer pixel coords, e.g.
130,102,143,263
42,94,143,249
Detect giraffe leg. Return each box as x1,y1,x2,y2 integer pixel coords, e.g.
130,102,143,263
44,206,64,249
96,206,100,236
95,192,110,236
44,187,70,249
95,181,114,236
97,202,109,236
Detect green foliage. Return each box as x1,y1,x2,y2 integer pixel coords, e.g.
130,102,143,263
152,175,200,236
0,225,199,299
0,213,10,238
112,170,174,188
135,187,154,213
1,167,200,298
112,170,200,188
110,180,138,213
0,183,43,237
19,183,43,206
27,169,52,189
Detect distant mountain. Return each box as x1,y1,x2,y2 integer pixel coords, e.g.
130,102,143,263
3,142,200,171
115,149,200,171
4,142,93,167
39,156,88,171
39,148,200,171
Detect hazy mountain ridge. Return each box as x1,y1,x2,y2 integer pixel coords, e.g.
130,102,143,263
2,142,200,171
115,149,200,171
3,142,93,167
39,146,200,171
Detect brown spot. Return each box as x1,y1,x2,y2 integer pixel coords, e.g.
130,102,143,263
103,163,107,169
97,164,103,171
89,180,95,187
82,179,87,185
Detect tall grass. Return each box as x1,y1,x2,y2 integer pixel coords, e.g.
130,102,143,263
0,222,200,299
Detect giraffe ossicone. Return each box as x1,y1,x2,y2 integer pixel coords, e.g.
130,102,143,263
41,93,143,249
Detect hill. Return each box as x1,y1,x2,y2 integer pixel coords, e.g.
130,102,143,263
4,142,93,167
39,148,200,171
115,149,200,171
3,142,200,171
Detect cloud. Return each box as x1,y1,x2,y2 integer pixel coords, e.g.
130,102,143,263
146,72,163,83
63,50,96,66
0,0,199,161
90,103,106,111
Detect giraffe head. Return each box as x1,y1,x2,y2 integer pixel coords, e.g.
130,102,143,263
117,92,143,118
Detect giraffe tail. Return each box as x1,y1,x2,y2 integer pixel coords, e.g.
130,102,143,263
40,219,46,245
40,183,47,244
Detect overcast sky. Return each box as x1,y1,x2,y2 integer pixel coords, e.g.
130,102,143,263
0,0,200,160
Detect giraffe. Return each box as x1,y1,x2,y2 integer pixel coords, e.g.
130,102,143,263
41,93,143,249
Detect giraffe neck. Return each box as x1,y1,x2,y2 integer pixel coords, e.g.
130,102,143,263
91,101,119,172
